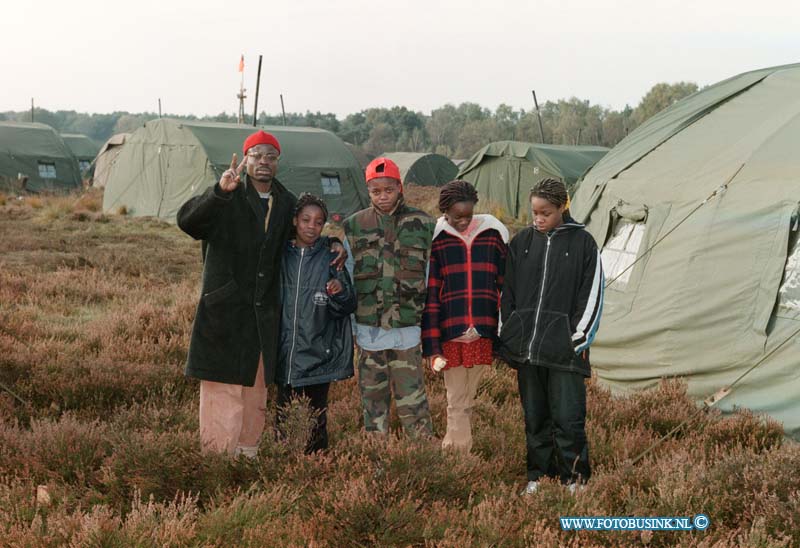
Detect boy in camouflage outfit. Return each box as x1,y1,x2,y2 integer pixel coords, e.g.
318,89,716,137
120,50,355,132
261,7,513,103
343,157,434,435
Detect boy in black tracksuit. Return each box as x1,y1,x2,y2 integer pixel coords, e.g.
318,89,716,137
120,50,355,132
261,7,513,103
277,194,357,452
498,178,603,493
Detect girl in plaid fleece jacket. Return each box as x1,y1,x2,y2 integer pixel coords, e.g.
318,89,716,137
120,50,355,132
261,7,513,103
422,181,508,451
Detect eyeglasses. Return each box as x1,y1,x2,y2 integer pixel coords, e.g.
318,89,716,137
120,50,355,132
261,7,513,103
248,152,280,163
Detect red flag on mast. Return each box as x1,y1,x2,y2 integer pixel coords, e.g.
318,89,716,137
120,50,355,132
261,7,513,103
238,55,244,73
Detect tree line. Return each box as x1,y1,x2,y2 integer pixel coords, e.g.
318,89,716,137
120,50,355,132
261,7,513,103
1,82,698,160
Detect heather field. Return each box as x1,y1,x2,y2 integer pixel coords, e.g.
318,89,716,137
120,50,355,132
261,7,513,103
1,189,799,547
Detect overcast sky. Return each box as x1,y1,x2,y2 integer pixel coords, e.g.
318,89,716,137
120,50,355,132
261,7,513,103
3,0,798,117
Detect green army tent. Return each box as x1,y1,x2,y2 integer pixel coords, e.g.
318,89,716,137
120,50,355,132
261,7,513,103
103,119,369,222
570,62,800,438
0,122,81,192
382,152,458,187
61,133,99,176
457,141,608,220
92,133,129,189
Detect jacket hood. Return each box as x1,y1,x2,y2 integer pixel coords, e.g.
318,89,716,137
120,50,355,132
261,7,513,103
527,214,585,237
557,214,585,231
433,214,510,243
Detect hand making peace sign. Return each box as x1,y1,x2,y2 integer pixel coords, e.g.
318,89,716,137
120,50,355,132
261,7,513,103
219,153,247,193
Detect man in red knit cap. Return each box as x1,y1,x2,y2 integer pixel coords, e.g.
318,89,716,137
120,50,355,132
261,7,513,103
177,130,345,456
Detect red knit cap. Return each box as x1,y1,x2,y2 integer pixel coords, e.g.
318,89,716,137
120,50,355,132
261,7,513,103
242,130,281,154
365,157,402,183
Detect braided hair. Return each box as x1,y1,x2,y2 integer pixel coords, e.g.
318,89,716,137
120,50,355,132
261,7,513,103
530,178,569,210
294,192,328,221
438,179,479,213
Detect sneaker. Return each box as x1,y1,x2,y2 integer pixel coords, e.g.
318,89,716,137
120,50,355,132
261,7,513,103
567,482,586,494
520,481,539,495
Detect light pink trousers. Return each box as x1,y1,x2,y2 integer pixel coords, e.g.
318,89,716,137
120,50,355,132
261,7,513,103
199,355,267,455
442,364,488,452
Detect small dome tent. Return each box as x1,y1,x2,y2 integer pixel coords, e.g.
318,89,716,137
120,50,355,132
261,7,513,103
61,133,99,176
92,133,129,188
457,141,608,220
381,152,458,187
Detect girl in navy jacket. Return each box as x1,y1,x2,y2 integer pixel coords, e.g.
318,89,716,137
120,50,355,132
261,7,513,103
498,178,603,494
277,193,357,452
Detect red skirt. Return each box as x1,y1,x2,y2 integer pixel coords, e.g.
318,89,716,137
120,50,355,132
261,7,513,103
441,337,493,369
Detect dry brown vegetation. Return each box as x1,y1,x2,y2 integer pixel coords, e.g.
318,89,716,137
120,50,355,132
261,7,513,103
0,189,798,547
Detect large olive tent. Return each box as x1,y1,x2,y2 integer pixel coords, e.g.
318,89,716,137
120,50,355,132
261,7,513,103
92,133,129,189
61,133,99,175
382,152,458,187
0,122,81,192
570,62,800,438
458,141,608,220
103,119,369,222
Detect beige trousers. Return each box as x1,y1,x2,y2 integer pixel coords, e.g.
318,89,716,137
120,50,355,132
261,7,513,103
199,355,267,455
442,364,488,452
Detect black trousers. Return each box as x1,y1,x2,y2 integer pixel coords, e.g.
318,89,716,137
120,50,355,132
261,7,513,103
517,365,591,484
276,382,330,453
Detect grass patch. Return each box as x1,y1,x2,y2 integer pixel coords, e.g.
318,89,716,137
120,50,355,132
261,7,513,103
1,190,798,546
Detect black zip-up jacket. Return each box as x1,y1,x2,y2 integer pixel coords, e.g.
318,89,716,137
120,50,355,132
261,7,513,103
498,216,603,376
277,236,357,388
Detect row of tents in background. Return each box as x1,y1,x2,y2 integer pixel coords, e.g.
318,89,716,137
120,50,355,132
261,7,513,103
0,122,128,191
0,118,608,222
0,122,99,192
3,62,799,438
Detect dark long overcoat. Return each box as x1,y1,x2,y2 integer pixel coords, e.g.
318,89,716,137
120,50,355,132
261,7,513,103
177,176,296,386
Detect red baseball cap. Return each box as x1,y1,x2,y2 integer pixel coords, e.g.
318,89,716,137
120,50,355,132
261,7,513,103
243,130,281,154
365,157,402,183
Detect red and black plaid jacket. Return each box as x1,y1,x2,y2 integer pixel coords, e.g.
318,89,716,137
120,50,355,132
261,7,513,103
422,215,508,357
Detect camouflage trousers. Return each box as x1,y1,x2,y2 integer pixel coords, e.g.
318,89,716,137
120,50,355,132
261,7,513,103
357,346,433,436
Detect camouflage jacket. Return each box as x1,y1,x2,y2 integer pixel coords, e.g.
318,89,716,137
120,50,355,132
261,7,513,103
344,197,434,329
